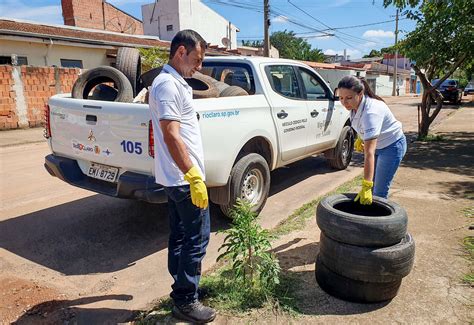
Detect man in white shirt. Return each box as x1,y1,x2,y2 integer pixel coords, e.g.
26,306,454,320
149,30,215,323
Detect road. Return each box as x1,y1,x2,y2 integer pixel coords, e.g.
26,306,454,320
0,96,461,323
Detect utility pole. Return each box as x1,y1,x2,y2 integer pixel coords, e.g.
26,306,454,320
263,0,270,57
392,9,399,96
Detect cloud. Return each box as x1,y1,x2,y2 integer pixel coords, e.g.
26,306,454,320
328,0,351,7
362,41,377,48
272,15,289,24
362,30,394,39
0,0,62,24
324,48,362,59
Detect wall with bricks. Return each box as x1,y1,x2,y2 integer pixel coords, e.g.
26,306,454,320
0,65,80,130
61,0,143,35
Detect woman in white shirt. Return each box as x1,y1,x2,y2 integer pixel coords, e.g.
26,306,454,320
337,76,407,204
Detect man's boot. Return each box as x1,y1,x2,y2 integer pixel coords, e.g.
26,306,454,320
172,300,216,323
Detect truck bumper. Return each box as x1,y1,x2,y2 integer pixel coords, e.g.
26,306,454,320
44,154,168,204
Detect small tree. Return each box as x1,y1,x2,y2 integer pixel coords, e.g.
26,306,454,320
270,30,325,62
139,47,169,73
217,199,280,292
384,0,474,137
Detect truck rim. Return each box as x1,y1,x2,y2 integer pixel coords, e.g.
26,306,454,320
241,168,264,205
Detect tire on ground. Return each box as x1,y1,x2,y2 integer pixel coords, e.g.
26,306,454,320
316,193,408,247
219,153,270,217
315,255,402,303
325,125,354,170
319,232,415,283
116,47,141,96
185,74,220,99
72,66,133,103
220,85,249,97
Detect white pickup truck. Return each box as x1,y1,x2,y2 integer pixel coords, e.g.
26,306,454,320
44,56,353,216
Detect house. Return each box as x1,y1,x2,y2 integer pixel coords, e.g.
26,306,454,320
142,0,239,50
237,45,279,58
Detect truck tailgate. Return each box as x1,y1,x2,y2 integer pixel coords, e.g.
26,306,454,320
48,95,153,176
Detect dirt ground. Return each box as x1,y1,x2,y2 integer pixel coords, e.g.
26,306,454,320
1,96,472,324
209,104,474,324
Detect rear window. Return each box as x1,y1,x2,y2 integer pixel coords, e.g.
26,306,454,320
201,62,255,95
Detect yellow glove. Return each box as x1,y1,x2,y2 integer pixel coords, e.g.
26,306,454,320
354,135,364,153
355,179,373,205
184,166,208,209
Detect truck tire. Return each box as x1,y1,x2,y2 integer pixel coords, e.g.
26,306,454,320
220,153,270,217
325,125,354,170
220,85,249,97
72,66,133,103
315,255,402,303
116,47,141,96
319,232,415,283
90,84,118,101
137,67,162,93
186,75,220,99
316,193,408,247
193,71,230,94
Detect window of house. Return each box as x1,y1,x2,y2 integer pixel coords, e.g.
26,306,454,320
167,24,173,31
60,59,83,68
0,55,28,65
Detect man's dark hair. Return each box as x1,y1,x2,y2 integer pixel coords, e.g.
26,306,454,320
169,29,207,59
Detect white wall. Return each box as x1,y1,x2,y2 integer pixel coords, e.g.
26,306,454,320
0,39,112,69
367,74,408,96
142,0,239,49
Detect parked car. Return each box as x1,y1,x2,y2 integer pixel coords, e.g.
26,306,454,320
432,79,462,104
43,56,354,217
464,82,474,96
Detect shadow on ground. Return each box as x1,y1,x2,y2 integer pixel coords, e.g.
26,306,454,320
12,294,137,324
272,239,389,316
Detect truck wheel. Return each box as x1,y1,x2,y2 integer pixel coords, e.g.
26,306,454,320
319,232,415,283
137,67,162,93
220,85,249,97
186,75,220,99
116,47,141,96
325,125,354,170
220,153,270,217
72,66,134,103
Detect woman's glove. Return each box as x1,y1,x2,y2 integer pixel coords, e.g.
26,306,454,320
354,135,364,153
184,166,209,209
355,179,373,205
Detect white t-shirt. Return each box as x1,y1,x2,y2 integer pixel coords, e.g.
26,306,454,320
149,64,205,186
351,96,404,149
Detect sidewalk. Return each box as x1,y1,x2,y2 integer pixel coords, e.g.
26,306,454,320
217,106,473,324
0,127,45,147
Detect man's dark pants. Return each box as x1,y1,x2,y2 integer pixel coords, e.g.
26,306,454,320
164,185,210,306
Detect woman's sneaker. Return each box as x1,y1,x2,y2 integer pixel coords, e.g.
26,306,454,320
172,300,216,323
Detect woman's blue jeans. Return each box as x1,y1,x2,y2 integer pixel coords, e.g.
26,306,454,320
373,135,407,198
164,185,210,306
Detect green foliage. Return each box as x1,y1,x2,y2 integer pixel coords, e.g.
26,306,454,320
363,46,395,58
139,47,168,73
270,30,325,62
217,199,280,291
417,134,444,142
241,40,264,48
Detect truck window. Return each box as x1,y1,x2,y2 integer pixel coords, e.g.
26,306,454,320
201,62,255,94
265,65,302,99
298,67,328,100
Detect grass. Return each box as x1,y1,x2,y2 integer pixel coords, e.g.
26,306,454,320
417,134,445,142
134,175,362,323
461,207,474,286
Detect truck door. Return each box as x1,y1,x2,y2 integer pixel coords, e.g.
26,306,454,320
264,64,309,162
296,67,339,153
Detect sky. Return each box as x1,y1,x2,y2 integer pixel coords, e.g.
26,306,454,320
0,0,417,59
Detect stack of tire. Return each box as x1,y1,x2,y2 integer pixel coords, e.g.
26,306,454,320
315,193,415,303
71,47,249,102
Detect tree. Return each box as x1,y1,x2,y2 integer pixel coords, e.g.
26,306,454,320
363,46,395,58
241,40,263,48
384,0,474,137
270,30,325,62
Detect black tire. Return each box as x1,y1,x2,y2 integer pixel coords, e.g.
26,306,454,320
316,193,408,247
90,84,118,101
116,47,141,96
219,153,270,217
319,232,415,283
137,67,163,93
193,71,230,93
72,66,133,103
185,74,220,99
325,125,354,170
220,85,249,97
315,255,402,303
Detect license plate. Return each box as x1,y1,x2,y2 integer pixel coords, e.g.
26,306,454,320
88,163,119,183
